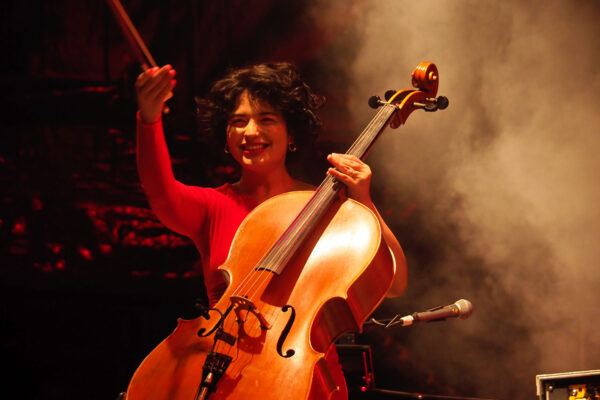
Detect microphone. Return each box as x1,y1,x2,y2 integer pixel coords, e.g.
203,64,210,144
399,299,473,326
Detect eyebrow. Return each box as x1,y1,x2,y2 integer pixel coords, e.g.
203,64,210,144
229,111,280,118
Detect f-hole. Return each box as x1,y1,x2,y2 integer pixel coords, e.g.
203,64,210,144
276,305,296,358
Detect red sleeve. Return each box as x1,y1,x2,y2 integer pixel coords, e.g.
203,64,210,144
136,112,207,239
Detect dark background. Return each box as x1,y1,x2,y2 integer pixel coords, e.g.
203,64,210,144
2,1,600,399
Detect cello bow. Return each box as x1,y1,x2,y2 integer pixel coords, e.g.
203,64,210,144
106,0,170,112
105,0,157,70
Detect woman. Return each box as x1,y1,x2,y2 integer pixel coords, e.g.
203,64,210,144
135,62,407,399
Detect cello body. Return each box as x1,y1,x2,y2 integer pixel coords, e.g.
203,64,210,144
125,192,395,399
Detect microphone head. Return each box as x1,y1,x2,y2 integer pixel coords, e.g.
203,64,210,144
455,299,474,319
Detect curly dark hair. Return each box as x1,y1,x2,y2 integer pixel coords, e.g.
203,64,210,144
196,62,325,155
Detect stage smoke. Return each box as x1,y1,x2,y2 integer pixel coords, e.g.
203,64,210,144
306,1,600,399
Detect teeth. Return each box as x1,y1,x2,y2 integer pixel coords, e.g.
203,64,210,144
244,144,267,150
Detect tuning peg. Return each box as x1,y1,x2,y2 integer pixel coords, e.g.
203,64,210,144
436,96,449,110
413,96,450,112
384,90,396,101
368,95,384,109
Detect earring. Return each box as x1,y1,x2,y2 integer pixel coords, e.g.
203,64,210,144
288,143,297,152
224,144,230,154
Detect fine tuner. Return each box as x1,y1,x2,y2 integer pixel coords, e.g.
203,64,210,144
368,92,449,112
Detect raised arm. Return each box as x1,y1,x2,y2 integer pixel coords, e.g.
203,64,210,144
135,65,205,238
327,153,408,297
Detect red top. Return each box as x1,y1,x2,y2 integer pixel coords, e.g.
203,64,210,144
136,114,347,399
136,114,259,305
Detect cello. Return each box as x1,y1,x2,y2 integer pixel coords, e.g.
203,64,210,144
123,61,448,399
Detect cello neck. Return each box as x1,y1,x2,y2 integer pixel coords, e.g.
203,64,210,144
345,103,397,161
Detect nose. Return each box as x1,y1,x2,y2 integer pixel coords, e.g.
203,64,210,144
245,118,260,136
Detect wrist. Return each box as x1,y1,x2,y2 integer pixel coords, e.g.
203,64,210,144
137,110,161,125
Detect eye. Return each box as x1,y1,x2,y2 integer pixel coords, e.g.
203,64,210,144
228,117,247,127
261,116,278,124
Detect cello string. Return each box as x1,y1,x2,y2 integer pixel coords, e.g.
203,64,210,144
238,179,336,300
244,105,395,299
215,102,399,370
213,276,284,360
237,116,385,298
211,98,404,378
231,179,334,298
253,106,394,280
227,104,397,339
229,189,329,297
238,179,344,336
230,106,396,346
240,298,286,356
211,305,239,357
346,104,396,160
211,173,362,373
226,219,318,351
209,71,440,395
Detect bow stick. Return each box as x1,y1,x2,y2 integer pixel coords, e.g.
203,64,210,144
106,0,170,112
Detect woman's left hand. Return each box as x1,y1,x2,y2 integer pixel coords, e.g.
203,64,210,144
327,153,372,204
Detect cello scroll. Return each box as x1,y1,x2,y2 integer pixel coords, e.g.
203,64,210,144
369,62,449,129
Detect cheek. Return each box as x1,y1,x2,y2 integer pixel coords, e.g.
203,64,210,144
225,130,242,162
226,128,240,146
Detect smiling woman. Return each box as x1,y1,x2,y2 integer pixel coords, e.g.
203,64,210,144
197,63,325,173
226,91,291,174
132,61,408,399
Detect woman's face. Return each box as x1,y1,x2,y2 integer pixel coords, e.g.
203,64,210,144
226,90,291,174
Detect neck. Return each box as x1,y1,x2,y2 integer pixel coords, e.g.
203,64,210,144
235,167,297,205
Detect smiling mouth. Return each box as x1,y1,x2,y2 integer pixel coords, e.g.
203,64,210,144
242,143,269,152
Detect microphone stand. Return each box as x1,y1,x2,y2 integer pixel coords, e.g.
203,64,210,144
364,314,409,328
365,299,473,328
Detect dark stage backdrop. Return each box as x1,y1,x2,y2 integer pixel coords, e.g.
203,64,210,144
2,1,600,399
